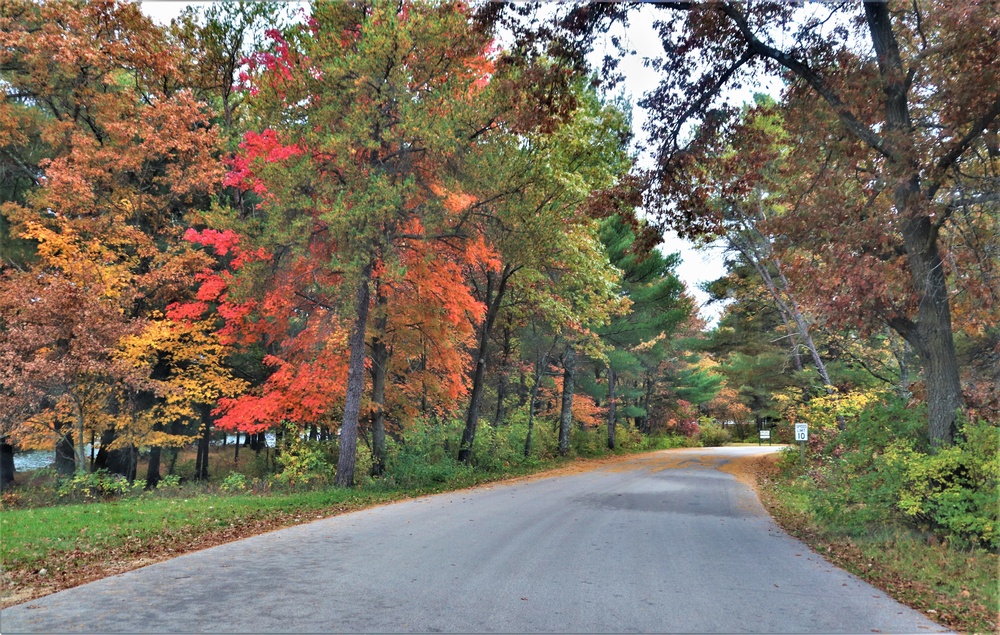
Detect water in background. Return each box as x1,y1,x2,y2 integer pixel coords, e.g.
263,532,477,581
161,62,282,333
13,450,56,472
12,433,276,473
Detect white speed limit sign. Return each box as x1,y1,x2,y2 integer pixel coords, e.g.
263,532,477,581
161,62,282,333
794,423,809,441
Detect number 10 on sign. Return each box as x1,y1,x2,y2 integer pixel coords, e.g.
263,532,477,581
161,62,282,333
794,423,808,441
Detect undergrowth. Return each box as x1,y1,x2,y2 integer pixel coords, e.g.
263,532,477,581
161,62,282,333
759,392,999,634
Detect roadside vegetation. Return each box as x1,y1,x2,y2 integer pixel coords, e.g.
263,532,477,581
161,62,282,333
740,394,998,635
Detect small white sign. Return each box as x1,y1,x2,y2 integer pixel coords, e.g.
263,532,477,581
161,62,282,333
759,430,770,439
794,423,809,442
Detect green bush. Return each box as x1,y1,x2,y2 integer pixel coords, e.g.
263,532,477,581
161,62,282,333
889,418,999,549
613,423,646,451
174,459,198,481
802,398,925,532
642,434,698,451
57,470,138,500
274,425,334,486
383,418,475,488
786,394,999,548
698,419,731,447
571,426,605,457
219,472,249,492
470,421,523,471
157,474,181,490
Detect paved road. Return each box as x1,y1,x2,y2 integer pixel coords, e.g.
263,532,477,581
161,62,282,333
2,446,946,633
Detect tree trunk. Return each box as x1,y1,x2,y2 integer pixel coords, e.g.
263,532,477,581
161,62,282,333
606,369,617,450
250,432,264,454
639,376,654,434
493,324,513,426
558,348,576,456
54,430,75,476
863,3,963,447
523,354,546,458
459,268,511,465
145,446,161,490
458,320,491,464
95,428,138,482
167,447,179,476
335,264,373,487
893,210,963,446
73,397,87,473
369,309,390,477
196,404,212,481
0,440,15,489
194,432,204,480
892,336,913,399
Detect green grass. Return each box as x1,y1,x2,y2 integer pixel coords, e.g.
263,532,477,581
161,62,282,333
0,452,586,576
3,489,388,569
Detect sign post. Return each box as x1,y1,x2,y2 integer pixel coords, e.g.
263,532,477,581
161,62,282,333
794,423,808,464
758,429,771,446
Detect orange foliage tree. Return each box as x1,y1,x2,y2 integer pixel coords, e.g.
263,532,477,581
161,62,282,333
0,0,228,478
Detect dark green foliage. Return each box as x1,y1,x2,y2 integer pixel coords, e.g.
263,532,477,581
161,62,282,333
595,215,692,433
697,420,731,447
792,397,998,549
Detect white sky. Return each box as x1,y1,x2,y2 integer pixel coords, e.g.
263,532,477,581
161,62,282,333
139,1,777,325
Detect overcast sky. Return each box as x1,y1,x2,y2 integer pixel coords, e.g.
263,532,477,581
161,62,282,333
139,1,776,325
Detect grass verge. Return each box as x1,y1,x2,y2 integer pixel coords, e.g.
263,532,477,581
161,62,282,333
725,453,998,635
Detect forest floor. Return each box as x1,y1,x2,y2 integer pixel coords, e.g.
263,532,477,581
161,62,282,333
722,453,998,635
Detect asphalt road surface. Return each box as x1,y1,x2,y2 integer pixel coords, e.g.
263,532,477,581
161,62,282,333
1,446,947,633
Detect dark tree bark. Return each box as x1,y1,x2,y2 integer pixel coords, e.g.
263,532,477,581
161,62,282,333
638,376,654,434
194,404,212,481
558,347,576,456
892,337,913,400
145,445,161,490
54,427,75,476
335,263,373,487
606,369,617,450
523,352,547,458
249,432,264,453
493,323,513,426
369,297,390,478
0,441,15,489
861,2,964,446
94,428,138,483
459,266,513,465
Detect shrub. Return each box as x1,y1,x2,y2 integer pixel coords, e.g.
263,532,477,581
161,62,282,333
273,425,334,486
785,394,999,548
157,474,182,490
643,434,699,450
219,472,249,493
890,418,999,549
57,470,133,500
698,419,731,447
383,418,475,488
571,426,605,457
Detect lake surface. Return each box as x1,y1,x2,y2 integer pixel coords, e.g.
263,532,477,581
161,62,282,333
11,433,277,473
